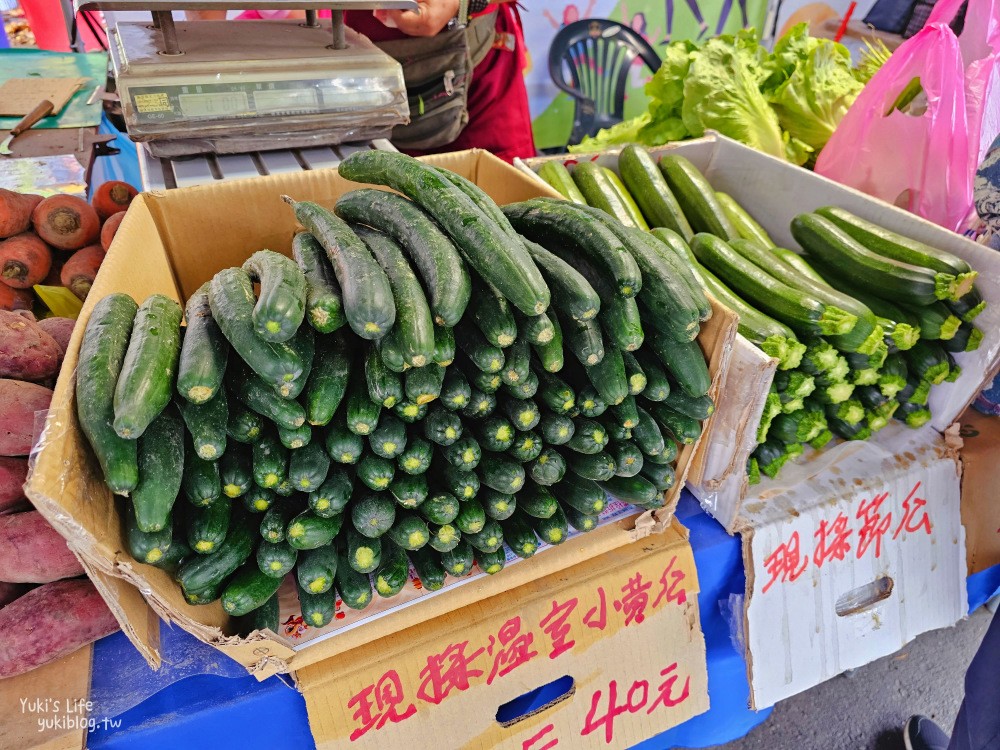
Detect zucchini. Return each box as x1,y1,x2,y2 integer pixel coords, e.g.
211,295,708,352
440,368,472,412
481,488,517,520
335,548,374,609
386,512,431,551
901,301,961,341
522,239,601,322
942,323,983,353
433,325,456,366
538,413,575,446
183,450,221,507
879,353,909,399
277,424,312,450
438,464,480,501
895,400,932,428
553,472,606,515
478,453,526,493
232,369,307,431
567,417,609,454
369,412,408,460
500,395,541,432
357,452,395,491
903,340,950,385
132,406,185,532
572,161,648,229
324,422,364,465
531,503,570,545
397,436,432,475
176,518,254,595
209,268,309,396
567,450,617,481
419,491,461,525
455,498,487,535
297,544,337,593
310,469,352,517
406,363,446,405
345,369,381,436
178,283,229,404
716,192,773,247
114,294,183,439
538,161,588,204
390,473,429,509
251,432,287,490
125,502,173,565
339,151,549,316
474,416,516,452
618,144,693,239
528,448,567,486
374,541,409,597
532,310,565,373
508,430,544,462
475,547,507,574
607,441,643,477
394,399,428,424
288,442,331,492
609,395,641,430
646,402,702,445
241,249,306,343
365,345,403,409
423,404,463,446
662,389,715,421
222,564,284,617
243,484,275,514
585,346,629,406
292,232,346,334
408,547,447,591
260,503,294,543
440,540,475,577
283,196,396,338
646,328,712,398
287,510,342,550
501,338,531,386
428,522,461,553
641,461,676,492
257,540,298,578
503,513,541,558
565,505,599,533
455,321,505,373
469,278,518,348
658,154,738,240
226,403,263,444
440,436,483,470
352,222,436,366
351,494,396,539
948,287,986,323
576,386,607,418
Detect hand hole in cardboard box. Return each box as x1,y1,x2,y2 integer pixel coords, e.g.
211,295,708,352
495,674,575,727
835,576,895,617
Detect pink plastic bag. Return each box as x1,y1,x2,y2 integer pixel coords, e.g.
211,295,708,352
815,0,1000,231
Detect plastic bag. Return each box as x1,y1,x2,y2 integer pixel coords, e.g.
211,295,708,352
815,0,1000,231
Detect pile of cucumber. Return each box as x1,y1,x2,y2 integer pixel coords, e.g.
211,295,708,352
539,145,986,484
74,150,715,634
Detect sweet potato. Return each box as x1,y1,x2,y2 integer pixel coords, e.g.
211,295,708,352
35,317,75,359
0,579,119,679
60,245,104,301
0,379,52,456
0,310,61,381
0,511,83,583
0,582,30,608
100,210,126,252
0,284,33,312
0,232,51,289
91,181,138,221
0,190,43,239
31,195,100,251
0,457,27,513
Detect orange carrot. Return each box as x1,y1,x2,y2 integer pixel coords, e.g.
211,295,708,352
0,233,52,289
0,285,33,312
100,210,126,252
0,190,43,239
91,180,138,221
31,195,100,251
60,244,104,301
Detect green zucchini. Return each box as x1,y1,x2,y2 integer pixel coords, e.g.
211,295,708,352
481,488,517,520
375,540,410,596
351,494,396,539
405,363,446,405
904,340,950,385
183,450,221,507
528,448,567,486
324,421,364,464
222,563,284,617
132,405,185,532
420,491,461,525
440,540,475,576
538,160,587,204
895,400,932,428
522,239,601,322
440,368,472,412
257,540,298,578
502,512,541,558
252,432,287,490
572,161,648,229
390,472,429,509
365,345,403,409
948,287,986,323
386,512,430,551
646,326,712,398
475,547,507,574
942,323,983,353
423,404,463,446
657,154,738,240
618,145,693,239
288,442,330,492
369,412,408,460
345,369,381,436
177,283,228,404
902,301,961,341
310,468,352,517
241,249,307,343
479,453,526,493
292,232,346,334
356,452,395,491
567,450,617,481
469,278,518,348
434,325,456,366
440,436,483,471
287,510,342,550
335,548,374,609
552,472,606,515
125,501,173,565
397,436,433,475
226,403,263,445
508,430,544,462
715,192,772,246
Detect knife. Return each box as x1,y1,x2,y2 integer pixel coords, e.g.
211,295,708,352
0,100,55,156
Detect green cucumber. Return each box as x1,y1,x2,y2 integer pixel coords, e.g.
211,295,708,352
241,249,307,343
232,371,306,433
369,412,407,460
538,161,587,204
474,416,516,452
602,419,632,442
183,450,221,507
440,368,472,412
324,422,364,464
475,547,507,574
508,430,544,462
461,389,497,420
522,239,601,322
648,228,714,324
365,345,403,409
466,362,503,394
618,145,693,239
277,424,312,450
528,448,566,486
177,283,229,404
377,329,409,373
567,417,609,455
662,389,715,420
292,232,346,334
222,563,284,617
469,278,518,348
585,346,629,406
481,488,517,520
501,395,541,432
503,512,541,558
176,517,253,593
351,493,396,540
601,293,646,352
428,523,461,553
252,432,287,490
405,363,446,405
219,443,252,498
455,321,505,373
552,472,606,515
538,414,575,446
576,386,607,418
386,512,430,551
297,580,336,626
345,369,381,436
564,315,605,367
647,327,712,398
571,161,648,229
440,436,482,471
607,441,644,477
440,540,475,576
226,402,263,445
356,452,395,491
567,451,617,481
501,338,531,386
237,592,279,634
479,453,526,493
296,545,337,593
390,473,429,509
715,192,772,246
394,399,428,424
423,404,463,446
438,464,480,501
455,498,487,535
565,505,599,533
187,498,230,554
407,547,447,591
132,405,184,532
532,309,565,373
335,548,374,609
374,541,409,597
531,503,570,545
125,502,173,565
599,475,660,508
310,469,352,517
516,311,556,348
621,352,647,397
534,368,577,415
658,154,738,240
397,436,432,475
640,462,676,492
434,325,456,366
287,510,342,550
646,402,702,444
609,396,641,430
633,350,671,401
288,442,331,492
419,491,461,525
257,540,298,578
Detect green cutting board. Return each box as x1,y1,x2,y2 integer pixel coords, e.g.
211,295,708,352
0,49,108,130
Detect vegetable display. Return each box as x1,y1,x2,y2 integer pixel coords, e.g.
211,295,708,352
77,151,714,633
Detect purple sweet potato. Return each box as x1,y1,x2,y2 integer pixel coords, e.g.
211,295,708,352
0,379,52,456
0,579,119,679
0,581,30,608
0,511,83,583
0,310,61,381
0,457,27,513
35,317,75,361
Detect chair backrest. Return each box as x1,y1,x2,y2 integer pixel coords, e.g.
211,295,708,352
548,19,662,143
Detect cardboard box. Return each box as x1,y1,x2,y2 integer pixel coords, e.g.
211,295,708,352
24,150,723,741
958,408,1000,574
518,133,1000,532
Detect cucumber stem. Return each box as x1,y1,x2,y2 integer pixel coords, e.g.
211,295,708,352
817,306,858,336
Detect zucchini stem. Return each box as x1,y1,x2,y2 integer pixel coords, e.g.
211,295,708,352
817,306,858,336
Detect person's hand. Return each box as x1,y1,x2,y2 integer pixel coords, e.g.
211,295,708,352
373,0,460,36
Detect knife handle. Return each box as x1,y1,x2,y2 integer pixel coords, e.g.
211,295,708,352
11,100,55,137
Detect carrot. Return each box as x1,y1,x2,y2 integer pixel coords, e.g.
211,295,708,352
0,285,33,313
0,379,53,456
0,579,119,678
60,245,104,301
0,582,30,608
0,310,61,381
91,181,138,221
31,195,100,251
35,317,75,358
0,190,43,239
0,511,84,583
0,232,51,289
0,457,28,513
100,210,126,252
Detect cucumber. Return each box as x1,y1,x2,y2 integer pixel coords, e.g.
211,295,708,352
603,419,632,442
534,368,577,415
178,283,229,404
576,386,607,418
646,402,703,445
538,413,575,446
503,512,541,558
435,167,525,240
357,452,395,491
504,199,641,298
600,294,645,351
641,461,676,492
428,522,461,553
632,350,670,401
336,188,471,328
242,249,307,343
419,491,461,525
183,450,221,507
386,511,430,551
408,547,447,591
176,519,254,595
501,338,531,386
564,315,605,367
277,424,311,450
289,442,331,492
901,301,961,341
374,541,409,597
434,325,456,366
438,464,480,501
645,438,678,464
335,548,374,609
609,395,640,430
292,232,346,334
565,505,599,533
260,502,294,543
662,389,715,420
658,154,738,240
209,268,309,396
567,417,609,455
479,453,526,493
469,278,517,348
440,368,472,412
295,545,337,594
621,352,648,397
325,422,364,464
397,436,432,475
532,309,565,374
113,294,183,439
500,395,541,432
365,345,403,409
528,448,566,486
647,328,712,398
405,363,446,405
572,162,649,229
476,547,507,574
793,213,956,304
237,593,279,635
516,311,557,348
226,403,263,445
440,540,475,576
352,222,436,366
567,451,617,481
423,404,463,446
132,406,185,532
538,161,588,204
222,563,284,617
508,430,544,462
455,498,487,535
287,510,342,550
631,406,667,458
351,493,397,540
187,498,230,554
715,193,772,247
552,472,605,515
618,145,693,239
297,579,337,626
481,488,517,520
461,389,496,420
466,362,503,394
394,399,428,424
257,540,298,578
125,502,173,565
532,503,570,545
474,416,516,452
231,369,307,432
390,473,429,509
455,322,505,373
607,441,644,477
599,475,660,508
522,239,601,322
440,436,483,470
283,196,396,338
369,412,408,460
377,330,409,373
345,369,381,436
339,151,549,316
219,445,254,498
585,346,629,406
509,371,540,400
252,432,287,490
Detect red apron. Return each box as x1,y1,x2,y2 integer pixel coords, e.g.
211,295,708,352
344,5,536,162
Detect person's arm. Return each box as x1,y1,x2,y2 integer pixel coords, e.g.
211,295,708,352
373,0,460,37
